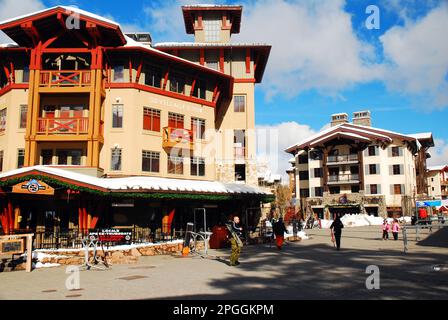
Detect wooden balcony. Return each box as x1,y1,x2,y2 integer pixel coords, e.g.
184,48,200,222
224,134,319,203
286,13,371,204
162,127,194,150
37,117,89,136
39,70,92,92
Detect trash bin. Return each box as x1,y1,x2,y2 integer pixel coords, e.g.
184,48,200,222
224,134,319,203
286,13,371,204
209,225,229,249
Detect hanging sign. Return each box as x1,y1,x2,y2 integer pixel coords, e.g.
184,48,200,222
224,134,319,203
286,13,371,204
12,179,54,195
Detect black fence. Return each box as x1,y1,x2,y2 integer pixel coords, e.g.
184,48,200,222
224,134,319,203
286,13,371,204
11,225,184,250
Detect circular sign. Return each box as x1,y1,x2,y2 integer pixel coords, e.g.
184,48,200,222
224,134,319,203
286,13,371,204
339,194,348,204
27,182,40,193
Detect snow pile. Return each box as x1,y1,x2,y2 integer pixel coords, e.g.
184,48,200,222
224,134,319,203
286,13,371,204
320,219,334,229
285,226,309,240
341,214,385,227
398,216,412,223
34,262,61,269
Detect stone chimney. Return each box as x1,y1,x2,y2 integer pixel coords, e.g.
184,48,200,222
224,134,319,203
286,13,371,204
352,110,371,126
330,113,349,127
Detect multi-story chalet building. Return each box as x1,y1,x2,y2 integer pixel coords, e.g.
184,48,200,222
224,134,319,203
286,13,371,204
427,165,448,200
0,5,272,237
285,111,434,218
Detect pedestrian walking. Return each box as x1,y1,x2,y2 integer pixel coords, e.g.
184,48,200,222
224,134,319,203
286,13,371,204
330,214,344,250
382,219,390,240
273,217,288,250
392,219,400,240
226,216,243,266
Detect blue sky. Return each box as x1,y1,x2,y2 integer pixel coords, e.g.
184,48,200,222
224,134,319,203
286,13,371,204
1,0,447,176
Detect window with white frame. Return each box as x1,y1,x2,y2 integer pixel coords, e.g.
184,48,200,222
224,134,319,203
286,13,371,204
204,19,221,42
0,108,7,132
111,148,122,171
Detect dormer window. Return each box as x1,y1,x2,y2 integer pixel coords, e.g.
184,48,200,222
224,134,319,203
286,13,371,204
204,19,221,42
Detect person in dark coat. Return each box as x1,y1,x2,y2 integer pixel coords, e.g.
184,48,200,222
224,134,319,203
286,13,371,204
330,214,344,250
273,217,288,250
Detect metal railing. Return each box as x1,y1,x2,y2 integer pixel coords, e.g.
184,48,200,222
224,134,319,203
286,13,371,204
327,154,359,163
328,173,359,182
11,226,184,250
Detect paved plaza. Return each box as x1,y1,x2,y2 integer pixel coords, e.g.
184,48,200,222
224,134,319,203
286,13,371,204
1,226,447,300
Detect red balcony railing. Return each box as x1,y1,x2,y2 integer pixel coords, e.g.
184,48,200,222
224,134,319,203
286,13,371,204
162,127,193,150
39,70,92,88
37,117,89,135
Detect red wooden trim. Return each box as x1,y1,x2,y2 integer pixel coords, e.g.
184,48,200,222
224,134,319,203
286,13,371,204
42,48,90,53
20,21,39,46
108,82,216,108
135,55,143,83
190,78,196,97
2,64,11,84
219,48,224,73
128,57,133,83
213,88,221,104
234,78,256,83
199,49,205,66
86,22,99,47
162,67,169,90
254,52,261,73
212,84,218,101
245,48,251,74
222,13,227,28
0,7,123,36
198,13,203,29
9,61,15,83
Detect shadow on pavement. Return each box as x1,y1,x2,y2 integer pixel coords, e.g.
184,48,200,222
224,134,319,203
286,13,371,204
417,227,448,248
154,242,448,300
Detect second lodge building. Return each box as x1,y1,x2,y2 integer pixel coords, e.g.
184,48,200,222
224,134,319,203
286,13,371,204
0,5,272,242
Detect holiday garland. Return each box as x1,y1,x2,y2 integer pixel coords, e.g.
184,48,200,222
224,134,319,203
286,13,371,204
0,174,274,203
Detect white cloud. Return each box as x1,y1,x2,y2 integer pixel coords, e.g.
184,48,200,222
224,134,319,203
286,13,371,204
235,0,383,100
428,139,448,167
380,3,448,110
256,121,316,182
0,0,45,43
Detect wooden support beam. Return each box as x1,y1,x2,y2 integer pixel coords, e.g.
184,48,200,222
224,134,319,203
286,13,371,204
199,49,205,66
219,48,225,73
135,55,143,83
245,48,251,74
128,57,133,83
162,67,170,90
190,77,196,97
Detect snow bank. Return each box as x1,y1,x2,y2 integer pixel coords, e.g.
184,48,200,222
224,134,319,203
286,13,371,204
285,226,309,240
319,214,386,228
34,262,61,269
398,216,412,223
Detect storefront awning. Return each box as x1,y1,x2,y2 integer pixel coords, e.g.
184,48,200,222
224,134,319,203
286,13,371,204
0,166,273,201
